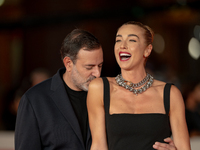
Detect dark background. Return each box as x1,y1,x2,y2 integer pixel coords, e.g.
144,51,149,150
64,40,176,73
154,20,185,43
0,0,200,130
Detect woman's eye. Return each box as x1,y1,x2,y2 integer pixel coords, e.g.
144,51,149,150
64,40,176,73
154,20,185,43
130,40,136,42
116,40,121,42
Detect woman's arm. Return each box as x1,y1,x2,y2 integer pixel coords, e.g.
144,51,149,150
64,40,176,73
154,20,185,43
170,85,191,150
87,78,108,150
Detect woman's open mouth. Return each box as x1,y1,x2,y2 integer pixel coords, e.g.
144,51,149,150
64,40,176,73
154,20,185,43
119,52,131,61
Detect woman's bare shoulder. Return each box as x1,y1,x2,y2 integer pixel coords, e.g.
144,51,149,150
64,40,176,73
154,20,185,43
106,77,116,83
89,77,104,88
106,77,118,87
153,80,180,94
153,80,183,105
170,84,183,99
152,79,166,89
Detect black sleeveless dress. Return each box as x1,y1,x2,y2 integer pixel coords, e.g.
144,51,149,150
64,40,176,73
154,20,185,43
102,77,172,150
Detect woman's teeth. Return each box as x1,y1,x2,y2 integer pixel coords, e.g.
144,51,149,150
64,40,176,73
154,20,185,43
120,53,131,60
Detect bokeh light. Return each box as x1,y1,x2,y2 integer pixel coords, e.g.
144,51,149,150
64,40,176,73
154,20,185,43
0,0,5,6
153,34,165,54
194,25,200,40
176,0,187,5
188,37,200,60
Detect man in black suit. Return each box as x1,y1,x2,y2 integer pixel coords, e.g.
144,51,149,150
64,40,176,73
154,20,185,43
15,29,103,150
15,29,177,150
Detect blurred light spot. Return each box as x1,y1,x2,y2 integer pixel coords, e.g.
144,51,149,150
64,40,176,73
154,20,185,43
0,0,5,6
188,37,200,60
176,0,187,5
153,34,165,54
194,25,200,40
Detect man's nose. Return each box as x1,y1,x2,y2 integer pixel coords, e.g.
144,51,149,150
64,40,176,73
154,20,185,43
92,66,101,78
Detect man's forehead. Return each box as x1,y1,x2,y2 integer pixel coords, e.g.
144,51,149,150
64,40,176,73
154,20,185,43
77,48,102,56
76,48,103,64
81,47,102,51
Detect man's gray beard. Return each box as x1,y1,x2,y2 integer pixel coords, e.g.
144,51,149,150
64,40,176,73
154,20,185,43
72,76,96,91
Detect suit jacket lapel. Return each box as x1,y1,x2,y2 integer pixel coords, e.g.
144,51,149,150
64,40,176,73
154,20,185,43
50,68,85,148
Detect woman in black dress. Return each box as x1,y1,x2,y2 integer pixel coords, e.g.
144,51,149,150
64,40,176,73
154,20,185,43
87,21,191,150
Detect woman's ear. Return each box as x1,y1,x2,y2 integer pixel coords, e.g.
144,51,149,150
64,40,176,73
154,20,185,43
63,57,73,72
144,44,153,58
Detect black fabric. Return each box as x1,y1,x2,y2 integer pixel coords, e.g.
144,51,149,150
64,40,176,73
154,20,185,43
164,83,173,115
64,83,88,146
102,77,172,150
15,68,91,150
102,77,110,115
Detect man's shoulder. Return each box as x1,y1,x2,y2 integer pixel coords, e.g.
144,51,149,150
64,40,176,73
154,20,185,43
21,68,65,104
29,78,52,93
26,67,64,95
22,78,53,103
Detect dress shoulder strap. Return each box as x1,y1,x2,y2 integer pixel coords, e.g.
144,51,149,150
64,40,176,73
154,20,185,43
102,77,110,114
163,83,173,115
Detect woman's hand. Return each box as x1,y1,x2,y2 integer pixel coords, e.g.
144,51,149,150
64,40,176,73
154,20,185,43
153,137,177,150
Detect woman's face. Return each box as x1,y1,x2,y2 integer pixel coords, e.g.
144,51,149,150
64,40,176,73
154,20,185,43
114,24,151,70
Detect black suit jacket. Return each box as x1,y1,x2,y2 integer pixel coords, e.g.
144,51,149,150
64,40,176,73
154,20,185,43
15,68,91,150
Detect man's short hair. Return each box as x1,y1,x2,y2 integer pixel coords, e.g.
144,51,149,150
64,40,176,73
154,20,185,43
60,29,101,63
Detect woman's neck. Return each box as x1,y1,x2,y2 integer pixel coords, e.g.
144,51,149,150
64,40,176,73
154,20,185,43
120,68,147,83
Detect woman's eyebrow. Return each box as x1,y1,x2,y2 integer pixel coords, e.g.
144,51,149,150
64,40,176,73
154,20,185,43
116,34,139,39
128,34,139,39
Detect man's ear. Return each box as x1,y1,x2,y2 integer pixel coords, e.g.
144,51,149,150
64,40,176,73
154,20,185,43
63,57,73,72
